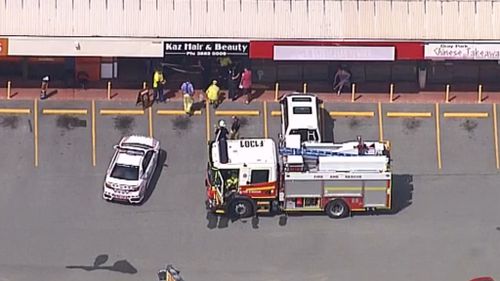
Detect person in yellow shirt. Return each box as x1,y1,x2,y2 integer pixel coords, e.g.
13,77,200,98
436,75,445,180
206,80,220,109
152,68,166,103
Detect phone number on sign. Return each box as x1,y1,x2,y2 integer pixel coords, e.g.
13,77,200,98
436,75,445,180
186,51,228,56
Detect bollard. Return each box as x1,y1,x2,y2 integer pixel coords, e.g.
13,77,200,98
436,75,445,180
6,81,11,100
303,83,307,94
351,83,356,103
142,81,147,90
274,82,279,101
107,81,111,100
389,83,394,103
478,84,483,103
445,84,450,103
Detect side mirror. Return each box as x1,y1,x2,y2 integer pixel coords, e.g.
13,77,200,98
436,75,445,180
113,145,119,150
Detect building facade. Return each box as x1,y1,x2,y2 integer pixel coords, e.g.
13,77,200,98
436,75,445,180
1,0,500,92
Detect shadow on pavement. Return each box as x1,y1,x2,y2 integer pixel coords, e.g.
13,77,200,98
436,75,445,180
141,149,167,205
321,107,335,142
66,254,137,274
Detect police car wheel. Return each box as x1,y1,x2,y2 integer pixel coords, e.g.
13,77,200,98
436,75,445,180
229,199,254,218
325,199,349,219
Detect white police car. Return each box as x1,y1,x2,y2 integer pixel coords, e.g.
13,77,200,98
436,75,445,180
103,135,161,204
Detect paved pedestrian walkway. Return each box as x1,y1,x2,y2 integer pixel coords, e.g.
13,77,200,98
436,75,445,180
0,87,497,104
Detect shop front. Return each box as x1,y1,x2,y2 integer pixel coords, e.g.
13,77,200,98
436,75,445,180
249,41,424,93
423,43,500,91
162,41,250,89
0,37,163,88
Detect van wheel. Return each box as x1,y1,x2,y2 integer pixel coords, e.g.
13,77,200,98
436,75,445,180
325,199,349,219
229,199,254,218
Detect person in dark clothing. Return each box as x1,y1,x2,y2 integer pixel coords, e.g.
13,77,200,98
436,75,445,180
230,116,241,139
227,66,240,101
215,119,229,142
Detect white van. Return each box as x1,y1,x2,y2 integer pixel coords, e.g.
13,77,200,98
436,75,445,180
280,93,322,143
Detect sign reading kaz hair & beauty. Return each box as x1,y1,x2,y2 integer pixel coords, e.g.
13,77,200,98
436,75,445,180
425,43,500,60
164,42,249,57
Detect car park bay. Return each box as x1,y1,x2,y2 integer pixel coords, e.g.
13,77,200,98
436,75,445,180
1,99,500,281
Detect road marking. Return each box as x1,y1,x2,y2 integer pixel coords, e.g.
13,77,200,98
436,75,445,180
325,187,386,191
148,107,153,138
386,112,432,118
263,101,268,138
330,111,375,117
435,103,442,170
156,109,202,116
320,103,325,139
215,110,260,116
92,100,96,167
443,112,489,118
493,104,499,169
42,109,88,115
378,102,384,142
0,108,31,114
271,111,281,117
206,101,210,144
100,109,144,115
34,100,38,167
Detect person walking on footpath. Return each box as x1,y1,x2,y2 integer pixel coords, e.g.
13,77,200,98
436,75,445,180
152,68,166,103
206,80,221,109
240,67,252,104
333,66,351,96
181,80,195,115
40,76,49,100
230,115,241,140
227,66,240,101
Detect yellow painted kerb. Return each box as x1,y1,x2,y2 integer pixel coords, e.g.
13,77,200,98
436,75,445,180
157,110,202,116
443,112,489,118
215,110,260,116
100,109,145,115
42,109,88,115
330,111,375,117
387,112,432,118
0,108,31,114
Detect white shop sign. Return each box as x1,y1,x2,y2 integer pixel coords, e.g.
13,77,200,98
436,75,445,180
273,46,395,61
425,43,500,60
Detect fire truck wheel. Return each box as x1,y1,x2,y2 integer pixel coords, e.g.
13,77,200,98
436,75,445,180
325,199,349,219
229,199,254,218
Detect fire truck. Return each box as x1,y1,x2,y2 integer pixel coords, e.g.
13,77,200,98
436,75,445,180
205,93,392,219
206,136,391,219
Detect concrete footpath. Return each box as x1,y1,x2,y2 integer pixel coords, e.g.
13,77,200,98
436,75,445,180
0,87,498,104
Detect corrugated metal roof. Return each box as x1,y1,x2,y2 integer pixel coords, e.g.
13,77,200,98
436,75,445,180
1,0,500,39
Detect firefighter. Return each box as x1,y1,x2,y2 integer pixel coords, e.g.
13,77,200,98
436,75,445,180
225,171,239,191
206,80,220,109
214,119,229,142
230,115,241,140
152,68,166,103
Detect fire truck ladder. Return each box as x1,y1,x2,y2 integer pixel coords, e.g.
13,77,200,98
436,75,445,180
279,146,362,171
279,147,360,157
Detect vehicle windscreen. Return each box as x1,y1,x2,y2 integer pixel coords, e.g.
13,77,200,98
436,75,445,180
111,164,139,181
292,106,312,114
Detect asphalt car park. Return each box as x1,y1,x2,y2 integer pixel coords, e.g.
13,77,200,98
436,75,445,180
95,101,150,171
209,100,266,139
439,104,496,175
382,103,437,175
37,101,92,172
2,99,500,281
0,100,34,171
323,102,380,143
